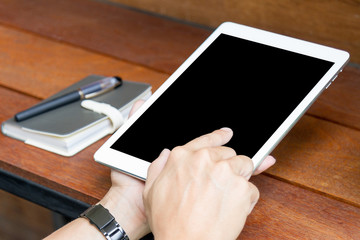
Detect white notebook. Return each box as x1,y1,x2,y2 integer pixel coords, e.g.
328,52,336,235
2,75,151,156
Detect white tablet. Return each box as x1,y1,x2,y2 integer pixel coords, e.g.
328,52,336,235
94,22,349,180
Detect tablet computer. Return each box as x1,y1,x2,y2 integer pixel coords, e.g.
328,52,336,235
94,22,349,180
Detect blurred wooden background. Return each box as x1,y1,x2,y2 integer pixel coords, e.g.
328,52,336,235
108,0,360,65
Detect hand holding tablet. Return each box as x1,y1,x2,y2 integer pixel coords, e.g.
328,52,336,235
94,22,349,180
94,125,276,240
144,128,266,239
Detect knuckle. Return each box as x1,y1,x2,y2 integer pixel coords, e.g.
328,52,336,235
171,146,187,158
193,149,212,168
237,179,260,202
233,176,253,196
196,148,212,160
239,155,254,175
236,176,249,188
228,147,237,157
167,146,189,166
216,161,231,174
239,154,252,164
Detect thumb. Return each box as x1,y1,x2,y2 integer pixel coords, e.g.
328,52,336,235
146,148,170,187
129,99,145,118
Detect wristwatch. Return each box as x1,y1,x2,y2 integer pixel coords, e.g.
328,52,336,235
80,204,129,240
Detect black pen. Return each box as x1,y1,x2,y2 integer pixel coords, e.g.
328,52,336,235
15,76,122,122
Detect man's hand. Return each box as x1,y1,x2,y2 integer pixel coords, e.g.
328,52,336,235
143,128,275,240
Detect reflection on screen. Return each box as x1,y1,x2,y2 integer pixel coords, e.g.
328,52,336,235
111,34,333,162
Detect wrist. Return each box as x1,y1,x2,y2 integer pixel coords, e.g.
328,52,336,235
80,204,129,240
99,187,149,240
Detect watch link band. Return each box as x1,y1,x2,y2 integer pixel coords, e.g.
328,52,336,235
80,204,129,240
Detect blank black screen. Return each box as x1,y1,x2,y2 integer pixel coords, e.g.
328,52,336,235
111,34,333,162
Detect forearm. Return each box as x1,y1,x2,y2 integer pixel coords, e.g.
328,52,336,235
44,217,104,240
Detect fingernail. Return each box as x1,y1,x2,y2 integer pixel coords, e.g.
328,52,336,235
220,127,232,132
267,156,277,165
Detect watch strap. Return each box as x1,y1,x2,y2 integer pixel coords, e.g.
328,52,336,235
80,204,129,240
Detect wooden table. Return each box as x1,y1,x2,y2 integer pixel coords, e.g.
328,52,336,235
0,0,359,239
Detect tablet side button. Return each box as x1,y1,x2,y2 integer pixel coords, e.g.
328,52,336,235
332,75,338,82
326,81,332,89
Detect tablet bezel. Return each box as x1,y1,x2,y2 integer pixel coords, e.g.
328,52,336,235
94,22,349,180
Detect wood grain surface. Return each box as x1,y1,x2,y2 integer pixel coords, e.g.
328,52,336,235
109,0,360,64
0,25,167,100
244,175,360,239
269,115,360,206
0,0,210,74
308,66,360,130
0,0,359,238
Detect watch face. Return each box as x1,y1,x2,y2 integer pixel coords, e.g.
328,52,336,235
85,204,114,228
81,204,129,240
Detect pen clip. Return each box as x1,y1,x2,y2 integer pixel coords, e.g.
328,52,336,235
82,76,122,99
85,87,115,99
